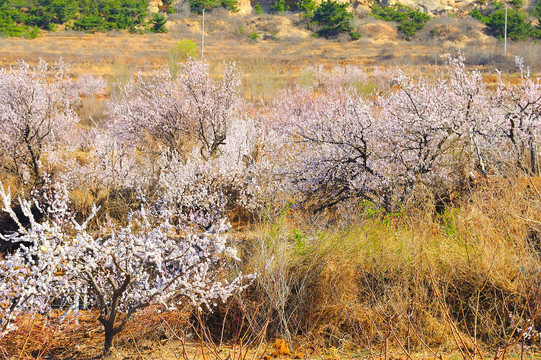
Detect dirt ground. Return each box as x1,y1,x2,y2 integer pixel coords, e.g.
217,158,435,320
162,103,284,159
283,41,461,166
3,310,540,359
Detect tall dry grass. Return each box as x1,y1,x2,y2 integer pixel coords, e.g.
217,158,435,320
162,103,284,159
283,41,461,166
4,177,541,358
210,178,541,359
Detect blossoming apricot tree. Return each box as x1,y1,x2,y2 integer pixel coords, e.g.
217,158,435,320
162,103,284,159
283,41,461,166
0,60,76,185
0,182,252,356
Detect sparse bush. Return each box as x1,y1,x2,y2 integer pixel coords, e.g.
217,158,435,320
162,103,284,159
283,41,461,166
168,39,198,77
301,63,368,90
249,31,259,40
189,0,239,14
416,14,476,43
370,3,430,38
254,3,263,14
271,0,290,13
240,181,541,354
173,0,192,17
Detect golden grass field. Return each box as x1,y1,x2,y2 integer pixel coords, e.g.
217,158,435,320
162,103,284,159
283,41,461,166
1,13,539,80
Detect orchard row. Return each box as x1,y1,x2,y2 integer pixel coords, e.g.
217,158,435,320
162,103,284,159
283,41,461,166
1,55,540,354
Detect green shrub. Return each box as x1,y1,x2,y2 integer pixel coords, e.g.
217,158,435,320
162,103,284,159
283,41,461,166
533,0,541,18
170,40,196,60
471,5,535,40
371,3,404,21
54,0,152,33
254,3,263,14
149,13,167,33
45,22,57,31
100,0,149,30
0,3,39,38
370,3,430,38
26,26,39,38
470,7,488,22
312,0,353,38
296,0,316,17
0,20,39,38
349,30,361,40
189,0,239,14
249,31,259,40
168,39,197,77
511,0,523,8
271,0,290,13
489,8,531,40
73,15,108,32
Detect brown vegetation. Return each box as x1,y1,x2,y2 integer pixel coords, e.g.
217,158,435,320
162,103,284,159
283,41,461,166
4,179,541,359
3,11,541,360
0,12,540,81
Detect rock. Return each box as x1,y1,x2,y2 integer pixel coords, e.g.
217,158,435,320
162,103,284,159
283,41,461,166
238,0,252,14
385,0,478,14
149,0,163,13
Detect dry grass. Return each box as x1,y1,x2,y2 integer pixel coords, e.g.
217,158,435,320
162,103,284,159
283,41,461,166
3,180,541,357
1,13,540,83
4,12,541,359
219,178,541,359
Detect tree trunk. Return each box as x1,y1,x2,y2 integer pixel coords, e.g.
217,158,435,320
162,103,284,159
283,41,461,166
103,322,115,357
530,136,539,176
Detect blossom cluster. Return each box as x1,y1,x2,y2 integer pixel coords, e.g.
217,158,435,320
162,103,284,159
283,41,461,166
0,181,253,352
0,60,76,183
2,55,541,214
272,54,541,210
